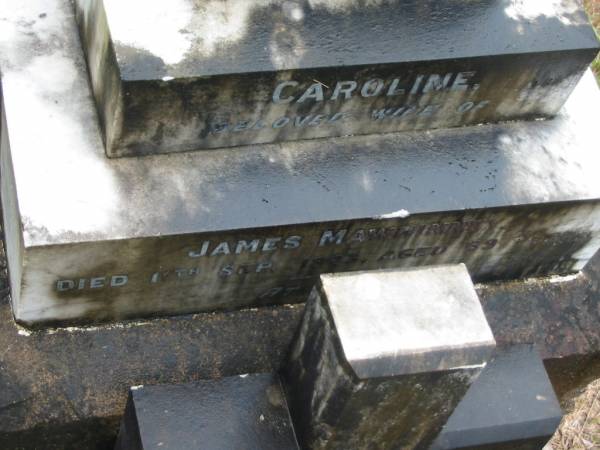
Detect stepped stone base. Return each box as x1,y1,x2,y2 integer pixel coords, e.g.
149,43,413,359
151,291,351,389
2,0,600,326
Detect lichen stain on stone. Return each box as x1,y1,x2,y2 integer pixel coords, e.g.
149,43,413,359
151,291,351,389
266,382,284,407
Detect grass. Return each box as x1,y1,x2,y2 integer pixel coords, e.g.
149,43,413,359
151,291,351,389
548,3,600,449
584,0,600,82
549,380,600,449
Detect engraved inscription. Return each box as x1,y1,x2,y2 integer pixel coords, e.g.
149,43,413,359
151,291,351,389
271,73,478,104
48,204,593,321
57,275,129,291
207,71,490,137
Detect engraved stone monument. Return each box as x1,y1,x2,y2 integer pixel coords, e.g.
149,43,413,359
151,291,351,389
0,0,599,448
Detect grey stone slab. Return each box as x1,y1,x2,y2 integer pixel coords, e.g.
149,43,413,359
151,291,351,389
114,374,299,450
3,0,600,325
73,0,599,156
432,345,563,450
282,266,495,449
320,265,495,378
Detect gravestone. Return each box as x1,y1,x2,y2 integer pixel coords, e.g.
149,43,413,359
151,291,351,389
114,374,299,450
282,265,496,449
432,344,563,450
0,0,599,448
73,0,599,156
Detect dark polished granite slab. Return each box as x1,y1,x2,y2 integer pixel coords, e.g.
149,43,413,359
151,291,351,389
114,374,299,450
432,345,563,450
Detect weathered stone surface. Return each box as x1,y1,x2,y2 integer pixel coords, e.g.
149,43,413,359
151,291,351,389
318,265,495,378
432,345,563,450
114,374,299,450
2,0,600,325
282,267,495,449
73,0,599,156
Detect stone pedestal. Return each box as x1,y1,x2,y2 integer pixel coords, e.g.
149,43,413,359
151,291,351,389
283,265,496,449
114,373,298,450
432,345,563,450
